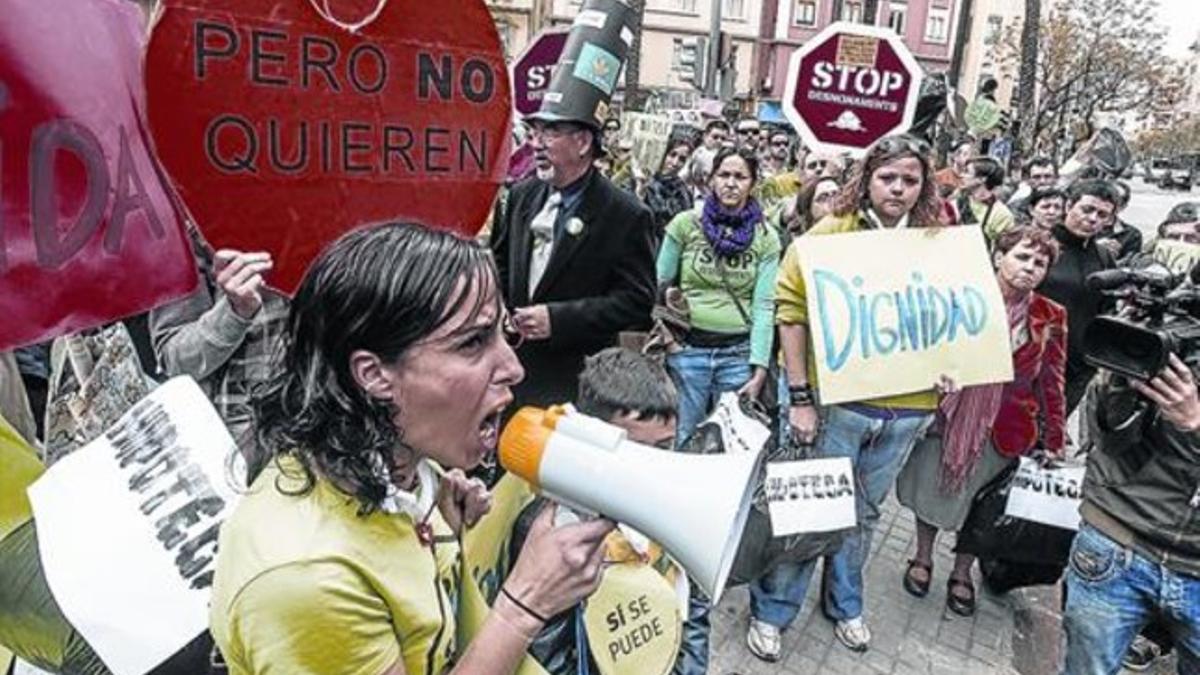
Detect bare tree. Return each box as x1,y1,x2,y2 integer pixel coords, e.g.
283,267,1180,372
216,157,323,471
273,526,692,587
997,0,1185,155
1015,0,1040,153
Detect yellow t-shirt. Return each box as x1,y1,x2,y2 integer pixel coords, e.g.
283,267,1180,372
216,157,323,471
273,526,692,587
210,456,460,675
775,212,938,411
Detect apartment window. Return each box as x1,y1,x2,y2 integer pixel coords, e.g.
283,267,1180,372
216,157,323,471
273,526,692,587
839,1,863,23
925,7,950,43
984,14,1003,45
671,37,684,71
888,4,907,35
724,0,745,18
649,0,698,13
794,0,817,25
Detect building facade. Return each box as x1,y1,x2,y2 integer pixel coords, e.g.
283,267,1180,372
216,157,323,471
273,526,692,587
546,0,766,106
487,0,553,60
954,0,1033,109
755,0,962,106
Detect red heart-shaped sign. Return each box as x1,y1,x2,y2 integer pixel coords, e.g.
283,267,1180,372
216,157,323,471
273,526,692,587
146,0,512,293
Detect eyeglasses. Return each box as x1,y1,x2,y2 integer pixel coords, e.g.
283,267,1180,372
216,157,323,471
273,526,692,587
771,140,790,147
805,159,828,171
502,314,524,350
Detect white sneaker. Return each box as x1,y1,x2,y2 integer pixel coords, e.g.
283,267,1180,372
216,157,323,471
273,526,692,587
834,617,871,652
746,618,782,662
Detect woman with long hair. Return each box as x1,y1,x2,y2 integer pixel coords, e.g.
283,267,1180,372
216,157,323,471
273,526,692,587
748,134,946,661
655,146,781,446
781,176,841,237
209,223,613,675
896,226,1067,617
643,137,696,235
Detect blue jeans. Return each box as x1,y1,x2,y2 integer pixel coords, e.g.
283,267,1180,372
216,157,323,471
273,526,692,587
750,404,933,628
1063,524,1200,675
666,341,752,449
672,581,710,675
665,341,750,674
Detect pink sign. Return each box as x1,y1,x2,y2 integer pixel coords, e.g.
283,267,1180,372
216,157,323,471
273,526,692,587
510,28,569,117
782,22,923,156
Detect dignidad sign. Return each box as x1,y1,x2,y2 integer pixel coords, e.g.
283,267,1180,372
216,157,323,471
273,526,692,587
146,0,512,293
782,22,923,156
797,226,1013,404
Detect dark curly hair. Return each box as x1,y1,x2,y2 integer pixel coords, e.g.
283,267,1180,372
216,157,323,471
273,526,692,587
251,222,498,514
832,134,941,228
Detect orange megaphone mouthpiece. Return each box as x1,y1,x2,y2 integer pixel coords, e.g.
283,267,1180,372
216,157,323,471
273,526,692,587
498,406,565,488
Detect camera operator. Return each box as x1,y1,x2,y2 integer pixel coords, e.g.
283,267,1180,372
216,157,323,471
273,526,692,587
1063,352,1200,674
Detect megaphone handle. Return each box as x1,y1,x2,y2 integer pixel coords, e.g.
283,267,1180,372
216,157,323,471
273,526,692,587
543,493,597,527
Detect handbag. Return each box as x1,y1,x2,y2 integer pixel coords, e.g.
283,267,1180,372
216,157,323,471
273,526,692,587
955,462,1076,593
678,397,850,587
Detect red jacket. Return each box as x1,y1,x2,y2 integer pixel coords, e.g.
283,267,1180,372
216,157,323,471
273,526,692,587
992,293,1068,456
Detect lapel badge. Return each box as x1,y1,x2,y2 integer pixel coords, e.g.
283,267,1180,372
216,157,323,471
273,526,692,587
566,217,585,237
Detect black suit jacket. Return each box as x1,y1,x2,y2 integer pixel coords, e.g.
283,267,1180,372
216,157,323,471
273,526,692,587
490,170,655,407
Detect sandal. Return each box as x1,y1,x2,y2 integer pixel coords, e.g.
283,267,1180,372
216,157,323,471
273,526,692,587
946,575,976,617
903,559,933,598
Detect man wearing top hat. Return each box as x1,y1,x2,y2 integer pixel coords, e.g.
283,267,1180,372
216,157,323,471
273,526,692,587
490,0,656,411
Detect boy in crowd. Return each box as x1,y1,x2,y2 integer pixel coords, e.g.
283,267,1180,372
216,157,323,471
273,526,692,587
506,348,703,673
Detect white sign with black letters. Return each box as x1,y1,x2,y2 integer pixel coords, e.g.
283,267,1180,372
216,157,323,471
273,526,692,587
1003,457,1085,531
765,458,856,536
708,392,771,455
27,377,240,675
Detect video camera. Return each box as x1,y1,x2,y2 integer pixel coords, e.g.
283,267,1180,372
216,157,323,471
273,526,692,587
1083,261,1200,380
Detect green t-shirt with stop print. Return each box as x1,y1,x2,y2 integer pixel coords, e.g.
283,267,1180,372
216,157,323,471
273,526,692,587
657,208,781,367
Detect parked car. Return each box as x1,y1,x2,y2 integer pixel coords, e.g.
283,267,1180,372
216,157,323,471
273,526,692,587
1160,162,1195,191
1146,158,1172,183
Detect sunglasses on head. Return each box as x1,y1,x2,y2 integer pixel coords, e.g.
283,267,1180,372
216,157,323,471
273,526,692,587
874,135,931,156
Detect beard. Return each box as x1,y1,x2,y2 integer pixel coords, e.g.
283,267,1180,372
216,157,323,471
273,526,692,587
535,164,556,182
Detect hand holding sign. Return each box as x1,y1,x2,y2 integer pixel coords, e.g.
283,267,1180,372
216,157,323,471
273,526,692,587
213,250,273,319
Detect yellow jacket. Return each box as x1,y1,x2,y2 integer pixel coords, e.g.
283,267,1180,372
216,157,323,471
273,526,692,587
775,212,938,411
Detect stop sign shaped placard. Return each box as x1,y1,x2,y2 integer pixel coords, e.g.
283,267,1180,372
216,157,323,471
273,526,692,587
146,0,512,294
782,22,923,156
511,28,569,116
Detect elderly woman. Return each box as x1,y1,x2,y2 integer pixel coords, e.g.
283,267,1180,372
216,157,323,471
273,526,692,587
656,146,781,446
897,226,1067,617
209,223,613,675
748,134,947,660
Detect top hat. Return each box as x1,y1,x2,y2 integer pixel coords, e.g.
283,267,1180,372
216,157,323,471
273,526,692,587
525,0,636,133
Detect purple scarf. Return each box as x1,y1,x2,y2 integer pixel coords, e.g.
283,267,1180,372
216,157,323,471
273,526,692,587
701,194,762,258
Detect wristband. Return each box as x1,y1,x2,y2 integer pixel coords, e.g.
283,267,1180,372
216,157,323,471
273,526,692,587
500,586,548,624
788,384,815,407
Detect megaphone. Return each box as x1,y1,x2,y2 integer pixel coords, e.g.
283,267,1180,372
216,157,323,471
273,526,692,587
500,406,762,603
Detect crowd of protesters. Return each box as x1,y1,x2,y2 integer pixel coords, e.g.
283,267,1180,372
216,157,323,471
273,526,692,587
5,103,1200,675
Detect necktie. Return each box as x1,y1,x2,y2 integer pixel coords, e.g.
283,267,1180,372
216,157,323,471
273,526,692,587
528,191,562,295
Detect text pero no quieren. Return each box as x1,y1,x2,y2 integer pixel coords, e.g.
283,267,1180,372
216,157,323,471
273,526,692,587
192,20,500,177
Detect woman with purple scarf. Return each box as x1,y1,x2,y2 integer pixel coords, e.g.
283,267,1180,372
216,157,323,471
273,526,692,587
655,145,780,675
655,146,781,447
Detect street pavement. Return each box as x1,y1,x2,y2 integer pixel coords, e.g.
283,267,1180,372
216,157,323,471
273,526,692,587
708,178,1195,675
709,492,1176,675
1124,178,1196,239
